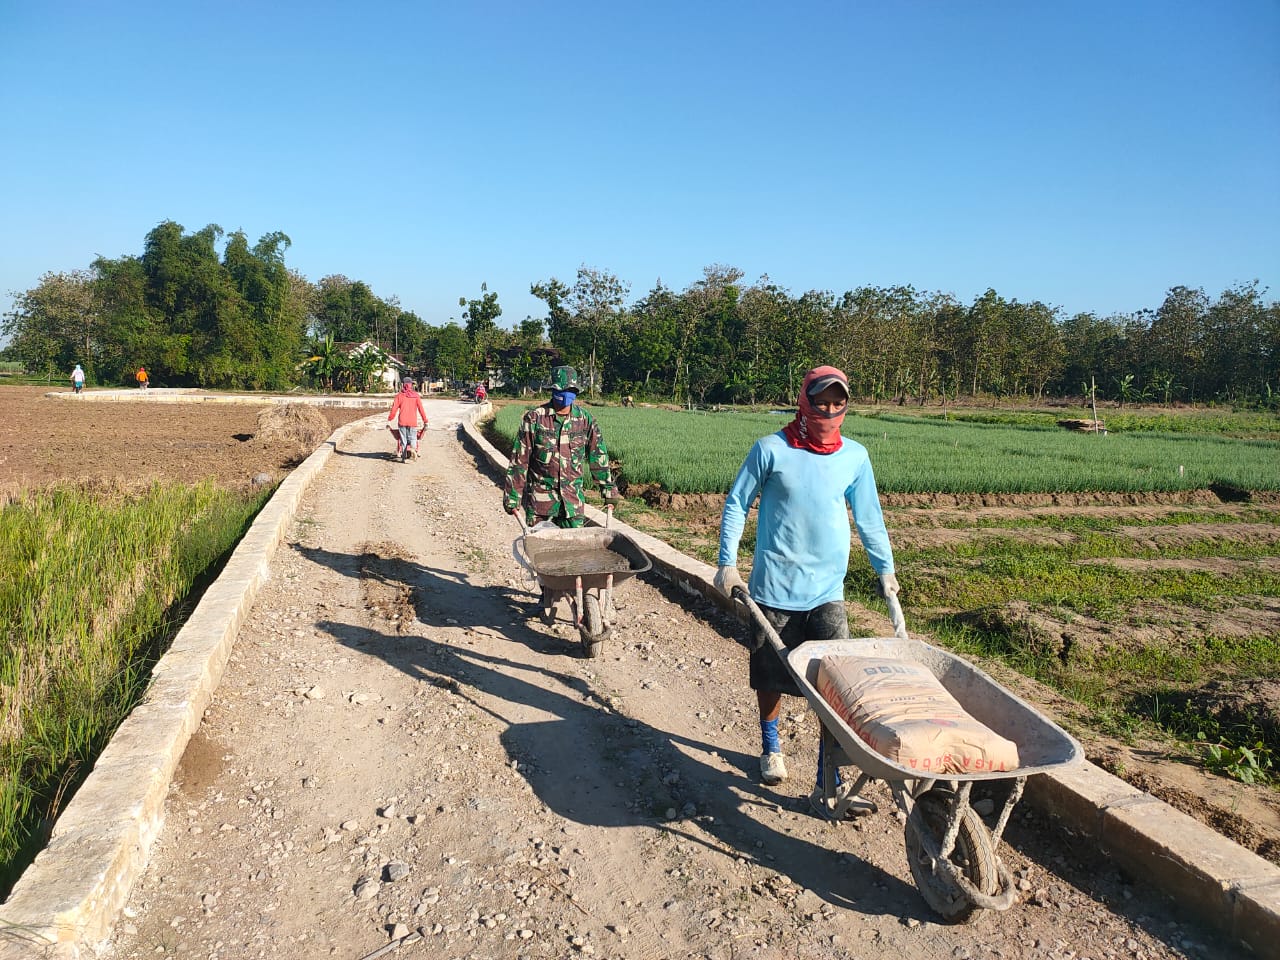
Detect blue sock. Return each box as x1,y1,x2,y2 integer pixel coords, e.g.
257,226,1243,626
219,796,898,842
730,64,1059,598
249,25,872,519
760,718,780,755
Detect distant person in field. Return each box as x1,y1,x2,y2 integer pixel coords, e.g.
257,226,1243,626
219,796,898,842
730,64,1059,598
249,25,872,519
502,365,620,529
715,365,898,815
387,378,428,461
70,364,85,394
136,366,149,389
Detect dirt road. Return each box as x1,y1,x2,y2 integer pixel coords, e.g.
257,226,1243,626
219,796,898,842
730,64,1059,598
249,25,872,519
105,417,1218,960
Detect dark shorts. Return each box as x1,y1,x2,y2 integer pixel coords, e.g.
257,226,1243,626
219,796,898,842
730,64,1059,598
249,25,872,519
749,600,850,695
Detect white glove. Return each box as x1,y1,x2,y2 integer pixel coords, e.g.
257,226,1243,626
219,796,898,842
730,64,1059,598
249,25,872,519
714,565,746,601
878,572,900,599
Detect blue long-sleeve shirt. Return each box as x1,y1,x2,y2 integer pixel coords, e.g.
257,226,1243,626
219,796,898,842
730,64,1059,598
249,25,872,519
718,431,894,611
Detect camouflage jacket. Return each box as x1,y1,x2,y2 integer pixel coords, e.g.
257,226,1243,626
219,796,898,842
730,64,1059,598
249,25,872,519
503,404,616,523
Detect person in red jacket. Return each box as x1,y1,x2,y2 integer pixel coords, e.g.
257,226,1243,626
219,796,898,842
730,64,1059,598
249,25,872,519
387,379,428,461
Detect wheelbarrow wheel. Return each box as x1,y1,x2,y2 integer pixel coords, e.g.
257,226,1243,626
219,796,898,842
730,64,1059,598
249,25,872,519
904,787,999,923
579,594,610,658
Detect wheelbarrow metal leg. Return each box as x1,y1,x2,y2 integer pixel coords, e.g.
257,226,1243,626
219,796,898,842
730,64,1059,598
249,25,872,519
990,776,1026,847
817,724,876,819
603,573,616,626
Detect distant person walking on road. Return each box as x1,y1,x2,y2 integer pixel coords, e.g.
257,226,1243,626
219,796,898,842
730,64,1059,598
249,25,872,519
714,365,899,813
135,366,149,389
70,364,85,394
387,378,428,461
502,365,620,528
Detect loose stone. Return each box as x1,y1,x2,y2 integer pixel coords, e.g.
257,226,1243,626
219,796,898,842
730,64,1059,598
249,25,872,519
384,861,410,882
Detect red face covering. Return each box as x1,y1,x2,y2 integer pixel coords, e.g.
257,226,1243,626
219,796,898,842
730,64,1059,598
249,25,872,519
782,366,848,454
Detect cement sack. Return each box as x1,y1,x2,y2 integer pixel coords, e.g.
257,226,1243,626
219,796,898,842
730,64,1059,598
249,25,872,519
816,655,1020,774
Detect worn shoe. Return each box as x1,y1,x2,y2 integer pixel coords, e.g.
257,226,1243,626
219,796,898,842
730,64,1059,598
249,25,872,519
808,786,876,821
759,752,787,785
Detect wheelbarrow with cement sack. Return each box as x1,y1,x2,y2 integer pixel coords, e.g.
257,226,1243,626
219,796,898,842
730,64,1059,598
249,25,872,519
734,587,1081,923
513,507,651,658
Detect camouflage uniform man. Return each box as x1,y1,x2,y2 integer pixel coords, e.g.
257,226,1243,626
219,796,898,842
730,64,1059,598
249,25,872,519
502,366,619,527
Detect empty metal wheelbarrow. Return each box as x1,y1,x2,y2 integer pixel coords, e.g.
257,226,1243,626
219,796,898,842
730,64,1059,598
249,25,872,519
513,509,651,658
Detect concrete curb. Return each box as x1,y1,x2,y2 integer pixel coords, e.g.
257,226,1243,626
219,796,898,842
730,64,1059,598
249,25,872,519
46,388,392,408
0,413,379,958
461,417,1280,957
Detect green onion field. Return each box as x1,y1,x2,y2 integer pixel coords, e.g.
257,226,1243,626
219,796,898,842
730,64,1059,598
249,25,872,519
491,402,1280,793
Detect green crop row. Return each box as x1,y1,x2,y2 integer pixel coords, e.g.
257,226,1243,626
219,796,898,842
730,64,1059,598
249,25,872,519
920,408,1280,439
492,404,1280,495
0,482,268,893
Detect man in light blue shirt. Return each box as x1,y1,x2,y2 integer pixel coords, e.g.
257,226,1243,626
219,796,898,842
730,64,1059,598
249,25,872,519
715,366,898,813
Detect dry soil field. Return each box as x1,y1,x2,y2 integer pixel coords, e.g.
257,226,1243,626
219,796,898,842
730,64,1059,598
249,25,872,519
0,386,373,498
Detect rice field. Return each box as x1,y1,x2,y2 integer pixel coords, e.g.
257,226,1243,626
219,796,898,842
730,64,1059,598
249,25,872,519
0,482,267,892
492,404,1280,495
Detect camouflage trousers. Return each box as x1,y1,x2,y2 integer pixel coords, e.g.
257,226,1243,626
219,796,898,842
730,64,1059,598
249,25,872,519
524,503,585,529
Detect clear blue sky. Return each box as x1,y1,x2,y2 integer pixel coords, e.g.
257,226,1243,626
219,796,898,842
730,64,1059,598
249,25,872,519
1,1,1277,334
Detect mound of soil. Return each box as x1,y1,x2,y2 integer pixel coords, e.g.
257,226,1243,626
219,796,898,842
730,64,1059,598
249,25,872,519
1057,418,1106,432
625,483,725,511
1177,678,1280,744
957,600,1082,662
960,597,1280,665
254,403,334,449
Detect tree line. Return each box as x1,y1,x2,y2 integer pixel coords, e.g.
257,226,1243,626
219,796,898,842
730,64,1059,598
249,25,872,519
4,222,1277,406
2,221,429,391
525,265,1278,408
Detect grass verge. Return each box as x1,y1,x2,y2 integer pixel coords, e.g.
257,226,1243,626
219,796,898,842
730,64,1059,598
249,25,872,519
0,481,270,895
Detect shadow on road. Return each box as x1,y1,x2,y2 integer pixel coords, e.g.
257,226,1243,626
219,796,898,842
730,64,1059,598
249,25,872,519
331,448,401,461
301,540,1191,947
293,542,583,658
320,603,928,921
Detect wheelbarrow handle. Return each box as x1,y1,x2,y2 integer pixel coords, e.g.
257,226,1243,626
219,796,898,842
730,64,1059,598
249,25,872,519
731,587,790,659
510,515,536,581
885,591,910,640
734,586,910,647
